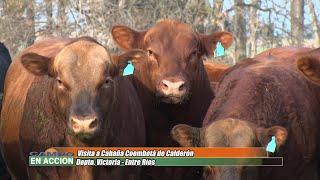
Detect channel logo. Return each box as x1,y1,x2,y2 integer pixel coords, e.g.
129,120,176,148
29,148,74,166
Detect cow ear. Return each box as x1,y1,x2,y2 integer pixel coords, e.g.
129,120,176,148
21,53,54,76
171,124,201,147
111,49,147,76
296,54,320,85
111,25,146,50
199,32,233,56
256,126,288,150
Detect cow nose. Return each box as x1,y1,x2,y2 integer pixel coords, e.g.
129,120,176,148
70,116,98,133
160,80,186,96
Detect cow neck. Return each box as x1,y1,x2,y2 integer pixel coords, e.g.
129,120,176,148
131,61,157,116
100,77,124,146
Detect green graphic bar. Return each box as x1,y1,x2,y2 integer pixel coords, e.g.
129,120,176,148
153,157,282,166
29,156,74,166
29,156,283,167
155,158,263,166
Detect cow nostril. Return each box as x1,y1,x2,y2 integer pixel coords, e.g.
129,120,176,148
161,81,169,89
89,118,98,128
178,83,185,91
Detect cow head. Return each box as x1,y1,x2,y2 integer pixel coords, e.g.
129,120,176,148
171,118,288,180
296,48,320,85
21,37,146,141
112,20,233,104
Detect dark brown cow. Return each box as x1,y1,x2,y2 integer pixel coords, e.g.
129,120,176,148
112,19,233,180
0,42,11,180
296,48,320,85
0,42,11,94
172,50,320,180
0,37,146,179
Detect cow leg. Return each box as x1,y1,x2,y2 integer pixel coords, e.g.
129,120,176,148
0,152,10,180
0,142,28,180
298,162,319,180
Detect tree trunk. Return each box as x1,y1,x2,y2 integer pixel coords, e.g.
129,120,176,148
307,0,320,46
234,0,247,62
25,0,35,45
290,0,304,46
248,0,260,57
211,0,224,31
45,0,53,35
57,0,68,36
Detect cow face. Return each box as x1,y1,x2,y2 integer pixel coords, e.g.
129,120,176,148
171,118,287,180
21,38,145,141
112,20,233,104
296,48,320,85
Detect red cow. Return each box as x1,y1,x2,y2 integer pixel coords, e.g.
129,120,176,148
112,19,233,180
0,37,146,179
172,48,320,180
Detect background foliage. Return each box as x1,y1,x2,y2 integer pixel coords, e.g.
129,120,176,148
0,0,319,64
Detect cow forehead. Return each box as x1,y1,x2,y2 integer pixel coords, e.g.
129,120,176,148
204,119,255,147
145,22,198,51
54,41,110,84
55,40,110,66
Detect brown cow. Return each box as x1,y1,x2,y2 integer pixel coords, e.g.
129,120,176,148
0,37,146,179
203,61,229,82
203,61,229,91
112,19,233,180
296,48,320,85
204,47,312,88
172,51,320,180
254,47,312,61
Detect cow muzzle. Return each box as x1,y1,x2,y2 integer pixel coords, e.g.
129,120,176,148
69,115,99,135
157,78,189,103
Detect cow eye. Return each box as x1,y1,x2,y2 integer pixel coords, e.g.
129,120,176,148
147,49,154,56
56,78,67,90
56,77,62,84
105,79,110,85
103,77,113,88
190,50,198,57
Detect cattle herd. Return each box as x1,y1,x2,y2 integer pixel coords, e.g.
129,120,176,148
0,19,319,180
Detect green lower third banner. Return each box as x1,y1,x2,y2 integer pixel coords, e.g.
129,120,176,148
29,156,283,167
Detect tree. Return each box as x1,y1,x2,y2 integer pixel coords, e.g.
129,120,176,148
57,0,68,36
25,0,35,45
248,0,260,57
234,0,247,61
211,0,224,31
44,0,53,35
307,0,320,46
290,0,304,46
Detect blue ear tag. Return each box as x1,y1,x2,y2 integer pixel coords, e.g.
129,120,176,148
123,61,134,76
214,41,225,57
266,136,277,153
